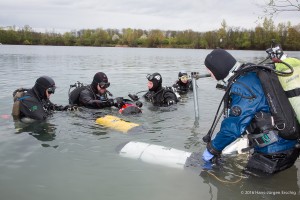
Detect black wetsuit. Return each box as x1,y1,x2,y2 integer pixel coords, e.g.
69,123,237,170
173,80,193,94
79,85,113,109
19,89,64,121
143,86,178,107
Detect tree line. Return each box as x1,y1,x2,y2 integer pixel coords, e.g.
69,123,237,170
1,18,300,50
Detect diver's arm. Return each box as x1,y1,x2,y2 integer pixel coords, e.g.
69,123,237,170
208,83,260,155
163,91,178,106
79,89,113,108
44,100,65,111
172,80,179,88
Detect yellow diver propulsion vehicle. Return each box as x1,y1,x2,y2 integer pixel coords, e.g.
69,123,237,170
95,115,140,133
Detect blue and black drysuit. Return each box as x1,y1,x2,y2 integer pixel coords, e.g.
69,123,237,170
207,72,299,173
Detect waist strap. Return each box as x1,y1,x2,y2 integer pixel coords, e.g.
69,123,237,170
285,88,300,98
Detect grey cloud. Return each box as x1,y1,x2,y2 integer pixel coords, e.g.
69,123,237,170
0,0,299,32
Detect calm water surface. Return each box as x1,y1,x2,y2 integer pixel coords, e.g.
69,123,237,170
0,45,299,200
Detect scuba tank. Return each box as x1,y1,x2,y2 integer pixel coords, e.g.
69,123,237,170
68,81,86,105
263,41,300,139
275,58,300,124
118,98,142,115
12,88,30,119
68,81,115,106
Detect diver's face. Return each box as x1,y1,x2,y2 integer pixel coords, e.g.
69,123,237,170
46,89,51,99
147,81,153,89
180,75,188,83
45,86,55,99
97,84,107,94
207,68,216,80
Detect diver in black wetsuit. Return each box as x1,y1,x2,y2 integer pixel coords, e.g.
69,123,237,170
14,76,68,121
173,71,193,95
143,72,178,107
79,72,123,109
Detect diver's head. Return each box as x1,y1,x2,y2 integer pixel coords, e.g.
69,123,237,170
204,49,237,81
146,72,162,92
33,76,56,99
178,70,189,84
92,72,110,94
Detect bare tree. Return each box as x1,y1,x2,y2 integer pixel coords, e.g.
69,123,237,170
264,0,300,16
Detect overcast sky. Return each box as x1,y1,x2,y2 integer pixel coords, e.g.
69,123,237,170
1,0,299,33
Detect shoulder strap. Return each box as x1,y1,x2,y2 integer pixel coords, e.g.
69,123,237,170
285,88,300,98
17,96,30,101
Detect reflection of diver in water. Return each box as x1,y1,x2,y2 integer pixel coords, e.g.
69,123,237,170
199,158,299,200
118,141,299,200
186,150,299,199
14,120,58,148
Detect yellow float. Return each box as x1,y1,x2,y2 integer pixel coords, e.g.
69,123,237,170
95,115,140,133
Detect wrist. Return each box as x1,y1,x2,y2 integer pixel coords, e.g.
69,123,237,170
207,142,222,156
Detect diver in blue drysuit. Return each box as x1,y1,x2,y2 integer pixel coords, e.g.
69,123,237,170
202,49,299,174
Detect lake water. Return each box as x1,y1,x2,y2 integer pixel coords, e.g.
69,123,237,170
0,45,299,200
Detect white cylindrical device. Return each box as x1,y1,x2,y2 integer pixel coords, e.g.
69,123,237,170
118,141,192,169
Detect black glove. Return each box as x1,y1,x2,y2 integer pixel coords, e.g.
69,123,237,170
135,101,143,108
114,97,125,108
108,99,115,107
55,105,78,111
53,105,65,111
65,105,78,111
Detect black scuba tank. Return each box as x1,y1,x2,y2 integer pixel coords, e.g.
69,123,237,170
68,82,87,105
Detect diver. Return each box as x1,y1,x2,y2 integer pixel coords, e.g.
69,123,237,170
201,49,300,175
12,76,72,122
78,72,124,109
143,72,178,107
172,70,193,95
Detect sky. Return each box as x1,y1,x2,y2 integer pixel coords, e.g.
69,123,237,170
1,0,299,33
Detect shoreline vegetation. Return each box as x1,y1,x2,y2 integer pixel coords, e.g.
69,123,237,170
1,18,300,51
